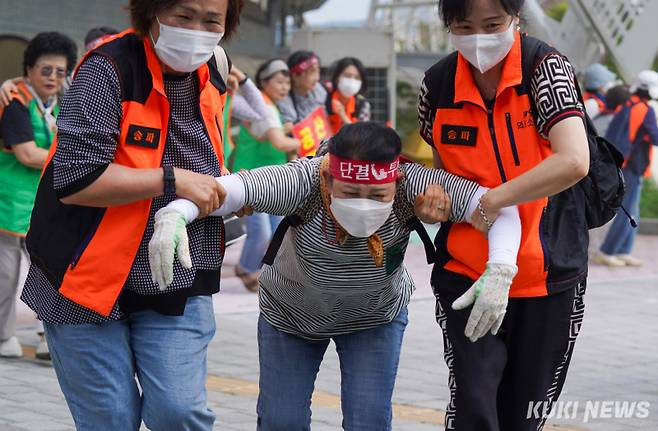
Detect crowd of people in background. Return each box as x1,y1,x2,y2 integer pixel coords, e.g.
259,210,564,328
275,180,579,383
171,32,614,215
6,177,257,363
582,63,658,268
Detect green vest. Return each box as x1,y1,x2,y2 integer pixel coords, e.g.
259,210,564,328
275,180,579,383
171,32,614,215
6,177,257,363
0,98,58,235
231,104,288,171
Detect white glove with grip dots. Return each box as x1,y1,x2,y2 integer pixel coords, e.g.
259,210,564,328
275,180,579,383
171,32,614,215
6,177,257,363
148,207,192,290
452,263,518,343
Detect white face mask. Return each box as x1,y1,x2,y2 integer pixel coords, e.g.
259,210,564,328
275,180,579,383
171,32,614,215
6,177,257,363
338,77,362,98
151,18,224,73
449,21,516,74
330,197,393,238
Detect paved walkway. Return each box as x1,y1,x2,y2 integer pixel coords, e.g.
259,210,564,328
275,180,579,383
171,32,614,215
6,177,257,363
2,234,657,430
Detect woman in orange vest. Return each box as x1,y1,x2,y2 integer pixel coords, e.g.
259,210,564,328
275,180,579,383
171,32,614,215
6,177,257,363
326,57,371,134
20,1,244,430
417,0,591,429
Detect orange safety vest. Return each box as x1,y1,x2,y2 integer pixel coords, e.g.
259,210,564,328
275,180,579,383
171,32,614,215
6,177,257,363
0,79,32,117
27,30,226,317
328,91,356,134
326,91,369,135
627,96,654,177
424,33,587,297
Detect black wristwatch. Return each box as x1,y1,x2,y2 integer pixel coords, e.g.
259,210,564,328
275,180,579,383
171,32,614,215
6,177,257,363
163,166,176,196
238,76,248,86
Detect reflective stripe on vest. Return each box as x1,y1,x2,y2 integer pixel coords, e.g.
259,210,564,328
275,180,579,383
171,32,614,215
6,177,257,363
431,33,554,297
55,30,225,316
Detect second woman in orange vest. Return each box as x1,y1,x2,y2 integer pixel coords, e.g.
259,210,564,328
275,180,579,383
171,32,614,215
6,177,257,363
417,0,591,429
20,1,245,430
326,57,371,134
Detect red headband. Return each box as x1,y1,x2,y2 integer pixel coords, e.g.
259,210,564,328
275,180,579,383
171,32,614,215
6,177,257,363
329,154,399,185
290,56,319,75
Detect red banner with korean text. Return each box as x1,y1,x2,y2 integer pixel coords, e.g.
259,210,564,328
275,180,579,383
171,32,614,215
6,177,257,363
291,107,331,158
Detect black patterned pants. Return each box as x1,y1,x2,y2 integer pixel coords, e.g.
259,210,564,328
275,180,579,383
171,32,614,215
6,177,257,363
433,269,586,431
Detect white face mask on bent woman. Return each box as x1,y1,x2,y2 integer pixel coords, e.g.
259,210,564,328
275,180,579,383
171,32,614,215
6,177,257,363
330,197,393,238
151,18,224,73
449,21,516,74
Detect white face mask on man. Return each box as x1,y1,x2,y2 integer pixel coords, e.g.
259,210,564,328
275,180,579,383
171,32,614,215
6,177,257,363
151,18,224,73
330,197,393,238
338,77,362,98
449,21,516,74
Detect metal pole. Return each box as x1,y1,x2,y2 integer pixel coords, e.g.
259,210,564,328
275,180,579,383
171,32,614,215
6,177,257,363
570,0,622,76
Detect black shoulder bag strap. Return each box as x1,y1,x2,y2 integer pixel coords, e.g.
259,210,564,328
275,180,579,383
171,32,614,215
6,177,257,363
262,162,323,265
262,214,303,265
407,217,438,264
392,171,439,264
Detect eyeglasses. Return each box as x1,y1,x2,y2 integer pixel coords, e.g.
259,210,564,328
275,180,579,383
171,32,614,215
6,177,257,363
39,66,67,79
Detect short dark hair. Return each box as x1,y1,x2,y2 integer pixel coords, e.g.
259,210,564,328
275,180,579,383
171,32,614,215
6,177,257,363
634,88,651,100
129,0,244,40
287,50,318,70
85,26,119,47
605,85,631,111
329,122,401,163
439,0,525,26
255,58,290,90
331,57,367,95
23,32,78,76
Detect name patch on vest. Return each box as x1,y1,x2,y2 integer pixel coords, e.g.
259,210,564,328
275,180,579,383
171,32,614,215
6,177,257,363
441,125,477,147
126,125,161,149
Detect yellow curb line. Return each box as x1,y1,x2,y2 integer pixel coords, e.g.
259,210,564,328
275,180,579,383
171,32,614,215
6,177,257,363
21,344,36,358
206,375,587,430
16,346,586,430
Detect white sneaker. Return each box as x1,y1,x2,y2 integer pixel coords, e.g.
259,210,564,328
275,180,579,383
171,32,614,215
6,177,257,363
592,252,626,267
35,336,51,361
0,337,23,358
616,254,644,267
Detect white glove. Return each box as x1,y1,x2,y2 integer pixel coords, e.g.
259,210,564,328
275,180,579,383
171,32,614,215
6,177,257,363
148,207,192,290
452,263,518,343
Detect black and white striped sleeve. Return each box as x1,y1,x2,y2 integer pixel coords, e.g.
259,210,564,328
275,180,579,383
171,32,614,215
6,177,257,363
418,76,435,147
237,157,318,216
402,163,480,223
530,53,584,139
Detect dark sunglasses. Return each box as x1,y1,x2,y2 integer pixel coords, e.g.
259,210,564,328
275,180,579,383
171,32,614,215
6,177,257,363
39,66,67,79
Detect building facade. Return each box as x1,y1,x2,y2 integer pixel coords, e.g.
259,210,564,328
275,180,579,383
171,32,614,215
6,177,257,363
0,0,327,80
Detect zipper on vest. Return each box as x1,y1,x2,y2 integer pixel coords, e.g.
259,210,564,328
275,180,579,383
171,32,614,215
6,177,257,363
505,113,521,166
539,206,551,272
70,212,104,270
214,116,223,142
487,106,508,183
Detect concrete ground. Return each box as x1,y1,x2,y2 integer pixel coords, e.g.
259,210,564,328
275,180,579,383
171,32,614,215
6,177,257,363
1,233,657,430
